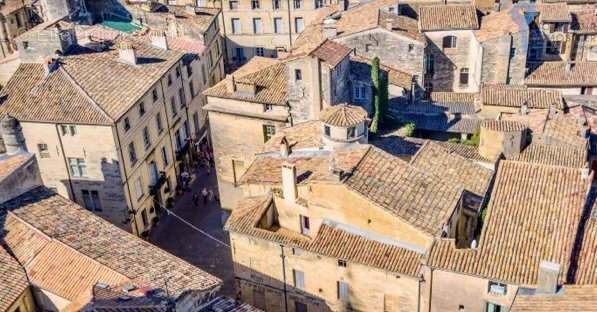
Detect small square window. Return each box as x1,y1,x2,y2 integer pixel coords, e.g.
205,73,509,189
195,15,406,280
347,126,355,139
338,259,347,267
324,125,331,136
295,69,302,81
264,104,273,112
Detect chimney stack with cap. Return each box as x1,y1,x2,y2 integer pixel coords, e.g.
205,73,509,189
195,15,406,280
118,41,137,65
151,30,169,50
282,163,297,203
537,261,560,293
1,115,27,156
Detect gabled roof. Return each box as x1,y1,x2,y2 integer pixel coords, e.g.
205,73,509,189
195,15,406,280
427,160,590,286
0,187,222,300
475,6,528,42
410,141,493,197
510,285,597,312
309,40,352,67
418,5,479,31
345,147,464,236
481,84,563,110
526,62,597,87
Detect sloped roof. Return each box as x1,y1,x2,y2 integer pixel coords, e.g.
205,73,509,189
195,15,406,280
399,113,481,134
480,119,526,132
526,62,597,87
410,141,493,197
509,143,587,168
0,187,222,299
537,3,571,22
429,92,477,103
418,5,479,31
320,103,368,127
575,212,597,284
309,40,352,67
481,84,563,109
345,147,463,236
475,6,528,42
571,5,597,34
510,285,597,312
427,160,590,286
350,54,414,90
0,248,28,312
0,0,24,16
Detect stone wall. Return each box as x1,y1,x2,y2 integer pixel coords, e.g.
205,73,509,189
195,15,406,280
480,30,528,85
0,154,43,204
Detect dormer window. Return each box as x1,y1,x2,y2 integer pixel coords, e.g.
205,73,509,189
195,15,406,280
442,35,457,49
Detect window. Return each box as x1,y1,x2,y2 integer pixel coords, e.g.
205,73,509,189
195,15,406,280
175,67,181,78
442,35,457,49
167,73,172,86
143,127,151,149
295,302,308,312
189,81,195,98
134,177,144,200
509,47,516,59
129,142,137,165
324,125,330,136
295,69,302,81
488,282,507,295
264,104,273,112
300,215,310,235
16,13,22,28
152,89,158,102
231,18,241,34
141,207,149,228
460,68,469,85
38,143,49,157
202,64,208,84
408,43,414,52
229,0,239,9
69,125,76,135
251,0,260,9
235,47,245,61
193,111,200,133
294,0,301,9
314,0,324,8
61,125,77,136
295,17,304,33
274,17,283,33
255,47,265,56
253,18,263,34
170,97,178,117
337,281,349,301
293,269,305,289
547,41,562,55
292,247,303,255
22,41,29,49
161,146,169,166
187,63,193,76
486,302,505,312
263,124,276,142
347,126,355,139
82,190,102,211
273,0,281,9
179,88,186,107
353,85,366,100
68,158,87,177
337,259,347,267
139,102,145,116
156,113,163,134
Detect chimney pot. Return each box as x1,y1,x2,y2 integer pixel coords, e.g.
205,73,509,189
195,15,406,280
537,261,560,294
282,163,297,203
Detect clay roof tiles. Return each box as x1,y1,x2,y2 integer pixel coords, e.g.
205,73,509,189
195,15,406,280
526,62,597,87
0,153,32,182
481,84,563,109
427,160,590,286
537,3,571,22
310,40,353,67
475,7,528,42
429,92,477,103
0,247,28,312
509,143,588,168
480,119,527,132
320,103,368,127
510,285,597,311
0,0,24,16
350,55,414,90
418,4,479,31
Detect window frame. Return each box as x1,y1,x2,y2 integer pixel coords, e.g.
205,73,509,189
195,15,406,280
442,35,457,49
68,157,87,177
459,67,469,85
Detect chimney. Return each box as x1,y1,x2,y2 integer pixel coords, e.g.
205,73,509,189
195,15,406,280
151,30,169,50
281,163,297,203
280,136,289,158
537,261,560,294
42,56,58,76
1,115,27,156
225,75,236,93
118,41,137,65
323,18,338,38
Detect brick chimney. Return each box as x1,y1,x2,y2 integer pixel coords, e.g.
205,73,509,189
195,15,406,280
151,30,169,50
537,261,560,293
282,163,297,203
118,41,137,66
225,75,236,93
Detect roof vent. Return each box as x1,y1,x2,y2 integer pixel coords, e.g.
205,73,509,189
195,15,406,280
118,41,137,66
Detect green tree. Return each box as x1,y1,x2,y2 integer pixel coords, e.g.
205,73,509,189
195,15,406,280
462,127,481,147
370,57,381,134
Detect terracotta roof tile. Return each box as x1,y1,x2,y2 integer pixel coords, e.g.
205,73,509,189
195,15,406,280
436,141,491,162
320,103,368,127
262,121,324,152
345,147,463,236
225,195,423,276
480,119,526,132
410,141,494,197
526,62,597,87
481,84,563,109
537,3,571,22
402,101,476,115
429,92,477,103
509,143,587,168
571,5,597,34
203,57,287,106
0,247,28,312
510,285,597,311
418,5,479,31
310,40,352,67
0,153,32,182
427,160,590,286
475,7,528,42
0,0,24,16
1,187,222,298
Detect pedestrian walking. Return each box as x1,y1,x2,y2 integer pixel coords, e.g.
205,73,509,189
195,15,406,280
192,192,199,207
201,187,208,205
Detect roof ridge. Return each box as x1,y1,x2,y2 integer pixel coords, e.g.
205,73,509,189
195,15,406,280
58,66,115,123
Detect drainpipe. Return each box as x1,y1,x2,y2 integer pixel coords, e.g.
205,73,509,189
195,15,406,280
55,124,76,202
286,0,292,49
280,244,289,312
428,267,434,312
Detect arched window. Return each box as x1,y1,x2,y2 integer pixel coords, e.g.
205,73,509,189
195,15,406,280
442,36,457,49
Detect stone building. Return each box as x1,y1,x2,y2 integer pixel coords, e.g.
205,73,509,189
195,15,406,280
0,114,222,312
0,0,33,59
225,104,494,311
0,22,208,235
569,4,597,61
525,61,597,95
527,3,573,63
419,4,482,92
478,84,564,118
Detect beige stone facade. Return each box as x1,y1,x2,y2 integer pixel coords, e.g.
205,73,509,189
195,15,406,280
0,1,31,59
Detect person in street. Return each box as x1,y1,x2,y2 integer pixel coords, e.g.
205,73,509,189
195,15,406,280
201,187,208,205
208,189,214,202
192,192,199,207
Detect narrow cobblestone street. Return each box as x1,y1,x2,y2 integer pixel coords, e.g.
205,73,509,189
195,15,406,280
148,167,235,296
